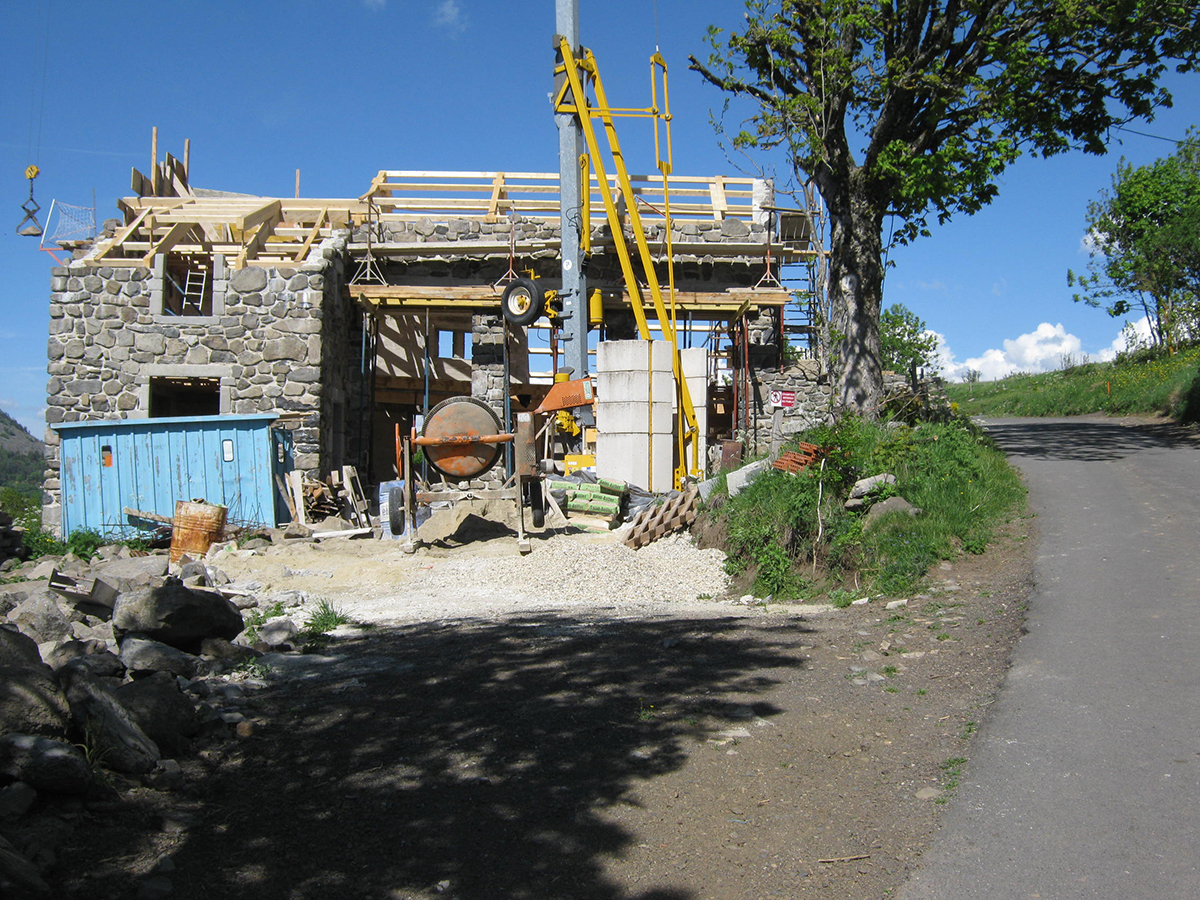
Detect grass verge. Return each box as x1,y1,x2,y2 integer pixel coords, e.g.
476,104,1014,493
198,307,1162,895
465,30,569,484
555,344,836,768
946,345,1200,420
710,415,1025,601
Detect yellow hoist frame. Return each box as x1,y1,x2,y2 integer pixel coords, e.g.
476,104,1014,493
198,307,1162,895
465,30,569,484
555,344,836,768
553,37,701,489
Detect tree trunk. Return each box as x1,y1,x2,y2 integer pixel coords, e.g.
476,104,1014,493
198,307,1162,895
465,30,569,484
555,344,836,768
825,176,886,417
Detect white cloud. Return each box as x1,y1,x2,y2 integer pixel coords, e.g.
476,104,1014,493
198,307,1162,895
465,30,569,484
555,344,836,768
935,322,1090,382
1096,317,1152,361
432,0,466,32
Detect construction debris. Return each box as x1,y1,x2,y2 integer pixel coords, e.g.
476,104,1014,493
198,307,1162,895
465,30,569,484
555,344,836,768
623,486,700,550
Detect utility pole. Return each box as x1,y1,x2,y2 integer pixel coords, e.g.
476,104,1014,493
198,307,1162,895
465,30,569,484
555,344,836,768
555,0,588,378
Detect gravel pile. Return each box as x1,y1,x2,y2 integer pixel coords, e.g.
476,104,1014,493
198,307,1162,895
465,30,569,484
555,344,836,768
341,532,731,623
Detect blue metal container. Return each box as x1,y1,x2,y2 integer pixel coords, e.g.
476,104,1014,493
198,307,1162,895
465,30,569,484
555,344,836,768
53,414,291,538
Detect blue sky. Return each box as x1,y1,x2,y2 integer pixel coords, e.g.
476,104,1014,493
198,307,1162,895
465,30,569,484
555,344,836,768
2,0,1197,437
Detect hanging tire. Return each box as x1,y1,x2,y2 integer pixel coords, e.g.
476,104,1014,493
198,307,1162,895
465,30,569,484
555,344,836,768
501,277,545,327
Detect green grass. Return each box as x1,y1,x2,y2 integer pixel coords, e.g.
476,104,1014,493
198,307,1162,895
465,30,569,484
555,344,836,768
711,415,1025,600
946,345,1200,420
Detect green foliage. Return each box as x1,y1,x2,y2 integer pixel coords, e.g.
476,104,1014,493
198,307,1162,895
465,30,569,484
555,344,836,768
303,599,351,637
1070,131,1200,350
715,416,1024,599
690,1,1200,410
0,451,43,497
945,345,1200,420
65,529,104,562
880,304,940,372
242,601,287,643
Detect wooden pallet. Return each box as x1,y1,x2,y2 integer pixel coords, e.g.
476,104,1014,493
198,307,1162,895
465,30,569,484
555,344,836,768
773,442,824,474
623,486,699,549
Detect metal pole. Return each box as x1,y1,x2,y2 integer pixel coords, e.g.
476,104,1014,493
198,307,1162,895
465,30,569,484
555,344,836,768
556,0,588,378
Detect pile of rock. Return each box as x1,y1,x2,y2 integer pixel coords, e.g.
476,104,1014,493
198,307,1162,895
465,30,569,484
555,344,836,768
0,511,25,568
0,525,315,898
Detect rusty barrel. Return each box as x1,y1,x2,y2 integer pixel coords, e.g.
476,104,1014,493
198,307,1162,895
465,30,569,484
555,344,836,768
169,499,227,563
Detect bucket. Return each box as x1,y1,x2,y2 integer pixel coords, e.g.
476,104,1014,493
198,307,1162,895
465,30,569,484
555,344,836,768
169,499,228,563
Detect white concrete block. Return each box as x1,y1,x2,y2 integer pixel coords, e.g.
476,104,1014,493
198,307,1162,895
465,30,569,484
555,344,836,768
597,431,673,492
596,369,675,403
596,400,672,435
596,339,672,374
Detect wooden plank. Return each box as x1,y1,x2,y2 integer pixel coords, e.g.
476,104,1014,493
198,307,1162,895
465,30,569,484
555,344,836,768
237,199,283,232
235,213,281,268
141,221,194,266
292,207,328,263
709,176,729,221
92,205,156,260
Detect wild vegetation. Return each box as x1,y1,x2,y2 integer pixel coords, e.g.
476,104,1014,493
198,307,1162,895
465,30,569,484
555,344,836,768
709,415,1025,602
691,0,1200,414
945,344,1200,421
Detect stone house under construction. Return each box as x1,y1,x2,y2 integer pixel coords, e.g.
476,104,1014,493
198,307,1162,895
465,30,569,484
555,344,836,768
42,147,831,533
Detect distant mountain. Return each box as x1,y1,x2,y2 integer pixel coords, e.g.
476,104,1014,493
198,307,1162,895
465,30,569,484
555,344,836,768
0,408,42,456
0,409,44,497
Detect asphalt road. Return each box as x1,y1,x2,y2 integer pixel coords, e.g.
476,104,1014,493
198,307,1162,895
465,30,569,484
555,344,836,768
898,416,1200,900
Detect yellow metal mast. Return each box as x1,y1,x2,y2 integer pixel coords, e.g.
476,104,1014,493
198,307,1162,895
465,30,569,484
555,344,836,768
552,37,700,487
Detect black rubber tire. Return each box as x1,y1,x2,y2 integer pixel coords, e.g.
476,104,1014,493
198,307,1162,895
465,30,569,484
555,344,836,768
388,486,406,535
527,480,546,529
501,277,545,327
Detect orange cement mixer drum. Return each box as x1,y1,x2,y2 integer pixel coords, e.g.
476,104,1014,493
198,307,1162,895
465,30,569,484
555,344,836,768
420,396,506,479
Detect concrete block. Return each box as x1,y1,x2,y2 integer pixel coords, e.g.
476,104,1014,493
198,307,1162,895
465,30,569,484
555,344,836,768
597,431,673,493
595,400,672,435
596,339,672,374
596,370,675,404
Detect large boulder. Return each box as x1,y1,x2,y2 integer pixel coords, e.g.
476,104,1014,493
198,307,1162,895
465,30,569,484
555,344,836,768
59,663,160,775
0,626,42,667
0,830,51,898
118,635,199,679
113,580,243,650
114,672,201,755
0,640,71,737
864,495,922,527
0,734,91,795
8,594,75,644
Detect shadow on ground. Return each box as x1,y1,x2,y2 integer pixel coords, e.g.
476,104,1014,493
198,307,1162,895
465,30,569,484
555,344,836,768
981,417,1200,462
79,614,809,900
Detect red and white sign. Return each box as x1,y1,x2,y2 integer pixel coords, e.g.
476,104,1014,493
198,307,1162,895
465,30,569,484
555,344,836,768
769,390,797,408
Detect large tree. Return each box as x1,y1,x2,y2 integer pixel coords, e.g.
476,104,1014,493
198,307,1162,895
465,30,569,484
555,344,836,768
1070,130,1200,351
690,1,1200,414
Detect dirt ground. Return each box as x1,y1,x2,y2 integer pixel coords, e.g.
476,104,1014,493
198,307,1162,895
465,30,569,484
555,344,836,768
53,511,1035,900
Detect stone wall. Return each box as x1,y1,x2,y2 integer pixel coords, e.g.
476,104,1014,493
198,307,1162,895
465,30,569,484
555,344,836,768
42,235,354,532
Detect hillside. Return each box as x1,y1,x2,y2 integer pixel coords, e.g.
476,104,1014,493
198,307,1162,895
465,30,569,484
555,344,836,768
0,407,42,456
946,346,1200,421
0,407,44,497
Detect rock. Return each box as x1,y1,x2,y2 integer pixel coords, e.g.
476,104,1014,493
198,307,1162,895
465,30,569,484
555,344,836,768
256,616,299,648
137,874,175,900
0,734,91,794
864,496,922,527
844,497,866,511
0,662,71,737
238,537,272,550
0,625,42,667
71,618,117,648
118,635,199,678
42,639,106,670
178,560,209,584
725,459,770,498
915,787,944,800
0,831,51,897
59,663,160,775
885,599,909,610
229,266,268,293
8,595,75,644
198,637,257,662
0,782,38,821
114,673,200,755
92,556,171,581
281,522,312,540
849,473,897,500
113,581,244,650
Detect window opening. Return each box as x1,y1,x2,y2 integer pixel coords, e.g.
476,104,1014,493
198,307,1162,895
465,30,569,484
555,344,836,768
149,377,219,417
162,252,213,316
